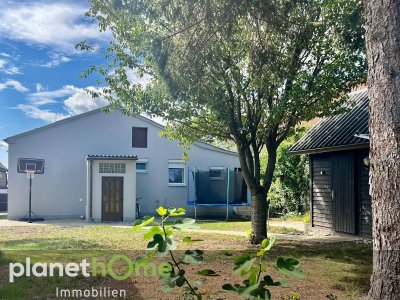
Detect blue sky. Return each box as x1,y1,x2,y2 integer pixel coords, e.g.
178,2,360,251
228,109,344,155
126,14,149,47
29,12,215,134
0,0,114,167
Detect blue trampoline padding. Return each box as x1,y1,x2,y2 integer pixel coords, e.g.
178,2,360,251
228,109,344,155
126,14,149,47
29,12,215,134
186,201,248,207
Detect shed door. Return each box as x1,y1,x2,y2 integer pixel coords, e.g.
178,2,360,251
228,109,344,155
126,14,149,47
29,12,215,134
102,177,124,221
332,152,355,234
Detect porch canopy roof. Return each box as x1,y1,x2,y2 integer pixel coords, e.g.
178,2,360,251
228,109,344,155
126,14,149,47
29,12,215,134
289,89,369,155
86,155,138,161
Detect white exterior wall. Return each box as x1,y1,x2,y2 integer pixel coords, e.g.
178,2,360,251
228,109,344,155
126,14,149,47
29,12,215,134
91,160,136,222
7,109,239,220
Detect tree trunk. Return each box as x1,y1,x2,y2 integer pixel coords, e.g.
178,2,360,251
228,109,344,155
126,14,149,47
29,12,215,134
364,0,400,298
250,191,267,244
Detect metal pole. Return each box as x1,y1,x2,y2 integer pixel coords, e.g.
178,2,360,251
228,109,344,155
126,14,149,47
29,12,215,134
226,166,230,222
28,175,32,223
194,165,197,220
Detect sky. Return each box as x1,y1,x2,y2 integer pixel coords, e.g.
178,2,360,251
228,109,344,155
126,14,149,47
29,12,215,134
0,0,115,167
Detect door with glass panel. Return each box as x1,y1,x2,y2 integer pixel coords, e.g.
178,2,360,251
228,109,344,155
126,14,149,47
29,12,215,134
102,177,123,221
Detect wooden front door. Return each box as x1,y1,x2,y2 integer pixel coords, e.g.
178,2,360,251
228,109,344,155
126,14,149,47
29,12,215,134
331,152,355,234
102,177,123,221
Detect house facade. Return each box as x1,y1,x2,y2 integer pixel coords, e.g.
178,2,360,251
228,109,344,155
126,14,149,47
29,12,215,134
289,89,372,237
5,108,240,221
0,162,7,213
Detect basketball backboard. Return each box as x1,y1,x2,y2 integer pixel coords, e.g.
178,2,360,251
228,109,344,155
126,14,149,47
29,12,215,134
17,158,45,174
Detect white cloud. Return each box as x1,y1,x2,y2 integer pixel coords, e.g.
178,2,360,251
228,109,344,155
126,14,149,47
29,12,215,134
36,83,45,92
0,58,21,75
38,54,72,68
19,84,109,122
0,52,11,58
17,104,68,123
0,79,29,93
0,1,111,51
125,68,153,87
64,87,109,115
0,141,8,150
27,85,77,106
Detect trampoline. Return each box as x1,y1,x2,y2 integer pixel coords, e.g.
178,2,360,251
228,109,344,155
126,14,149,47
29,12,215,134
187,166,249,220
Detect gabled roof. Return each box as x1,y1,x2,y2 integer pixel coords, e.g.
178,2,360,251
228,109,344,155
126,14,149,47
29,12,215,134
0,162,7,172
4,107,238,156
289,89,369,155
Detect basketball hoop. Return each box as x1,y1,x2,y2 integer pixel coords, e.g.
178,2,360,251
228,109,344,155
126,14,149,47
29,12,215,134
26,170,35,179
17,157,45,223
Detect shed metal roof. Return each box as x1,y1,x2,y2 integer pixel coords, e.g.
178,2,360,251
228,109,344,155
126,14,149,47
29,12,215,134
289,89,369,155
86,155,138,161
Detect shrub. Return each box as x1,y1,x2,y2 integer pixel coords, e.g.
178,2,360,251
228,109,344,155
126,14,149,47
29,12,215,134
303,212,311,224
133,206,305,299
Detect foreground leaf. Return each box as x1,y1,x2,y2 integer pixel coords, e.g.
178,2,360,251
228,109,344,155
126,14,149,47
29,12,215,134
276,257,304,279
197,269,217,276
132,216,155,231
183,236,203,243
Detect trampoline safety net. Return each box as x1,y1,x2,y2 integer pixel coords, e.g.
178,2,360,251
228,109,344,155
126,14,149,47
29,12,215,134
195,169,247,205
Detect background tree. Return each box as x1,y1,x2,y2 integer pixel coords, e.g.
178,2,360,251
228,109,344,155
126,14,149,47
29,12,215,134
364,0,400,298
264,126,310,218
83,0,366,243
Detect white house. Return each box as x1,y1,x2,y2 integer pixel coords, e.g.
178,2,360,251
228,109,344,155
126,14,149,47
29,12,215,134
4,108,241,222
0,162,7,213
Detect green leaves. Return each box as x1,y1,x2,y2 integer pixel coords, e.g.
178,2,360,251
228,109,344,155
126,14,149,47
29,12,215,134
257,236,276,257
172,218,198,230
276,257,305,279
223,235,304,299
131,206,205,297
146,233,176,256
182,250,204,264
132,216,154,231
143,225,163,240
168,207,186,216
157,206,168,216
234,254,257,276
197,269,217,276
146,234,165,251
182,236,203,243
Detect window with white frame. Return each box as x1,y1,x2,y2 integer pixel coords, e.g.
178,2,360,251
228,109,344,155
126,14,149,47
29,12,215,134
209,166,225,180
99,162,126,173
136,159,149,173
168,160,186,186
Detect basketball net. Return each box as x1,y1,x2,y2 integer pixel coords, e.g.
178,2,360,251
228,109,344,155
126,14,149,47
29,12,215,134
26,170,35,179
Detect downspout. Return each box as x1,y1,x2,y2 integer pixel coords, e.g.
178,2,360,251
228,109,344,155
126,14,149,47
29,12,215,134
89,159,93,221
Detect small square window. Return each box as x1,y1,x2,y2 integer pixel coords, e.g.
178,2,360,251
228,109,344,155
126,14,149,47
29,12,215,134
99,163,126,173
136,159,148,173
210,167,224,180
168,160,185,186
132,127,148,148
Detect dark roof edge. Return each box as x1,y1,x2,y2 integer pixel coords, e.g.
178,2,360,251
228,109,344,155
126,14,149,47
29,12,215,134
289,142,369,155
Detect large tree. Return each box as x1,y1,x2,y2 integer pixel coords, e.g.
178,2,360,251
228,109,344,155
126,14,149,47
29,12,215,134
364,0,400,298
83,0,366,243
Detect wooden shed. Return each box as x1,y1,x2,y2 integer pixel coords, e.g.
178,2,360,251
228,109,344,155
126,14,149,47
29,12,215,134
289,89,371,236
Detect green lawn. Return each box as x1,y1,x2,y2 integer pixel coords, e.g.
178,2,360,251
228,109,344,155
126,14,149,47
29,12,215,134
0,223,372,299
198,220,304,234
